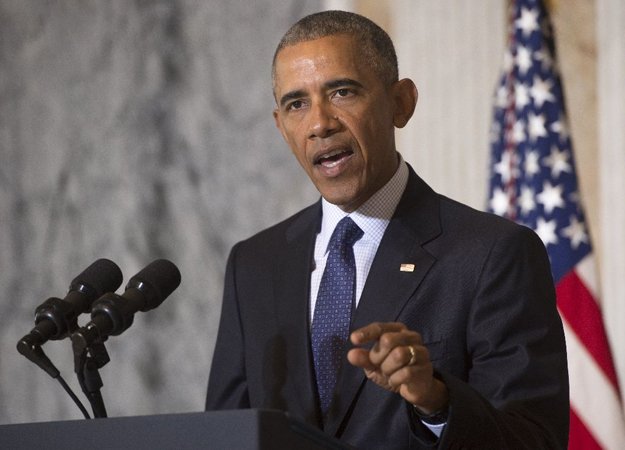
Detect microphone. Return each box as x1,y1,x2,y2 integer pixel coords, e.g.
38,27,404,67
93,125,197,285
17,259,123,352
71,259,181,352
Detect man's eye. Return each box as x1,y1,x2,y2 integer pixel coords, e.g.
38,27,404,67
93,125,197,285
336,89,351,97
287,100,304,111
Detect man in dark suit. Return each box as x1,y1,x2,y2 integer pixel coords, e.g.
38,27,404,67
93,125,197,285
206,10,569,449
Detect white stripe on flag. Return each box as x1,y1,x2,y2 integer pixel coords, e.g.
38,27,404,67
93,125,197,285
563,319,625,449
575,255,600,300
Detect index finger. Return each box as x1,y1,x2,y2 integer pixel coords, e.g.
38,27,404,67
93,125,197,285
350,322,408,345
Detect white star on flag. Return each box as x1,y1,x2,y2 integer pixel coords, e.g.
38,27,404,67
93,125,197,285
543,146,571,178
562,215,588,249
515,82,531,110
518,185,536,214
530,75,555,107
515,7,539,37
495,85,509,109
516,45,533,75
528,112,547,141
524,150,541,177
489,187,510,217
536,181,564,214
535,217,558,246
550,116,569,142
494,151,519,184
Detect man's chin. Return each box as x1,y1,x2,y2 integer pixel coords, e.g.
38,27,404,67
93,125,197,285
318,189,363,213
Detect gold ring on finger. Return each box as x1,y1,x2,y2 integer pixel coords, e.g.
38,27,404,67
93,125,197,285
407,345,417,366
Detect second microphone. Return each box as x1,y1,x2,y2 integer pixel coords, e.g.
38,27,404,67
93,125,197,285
71,259,181,353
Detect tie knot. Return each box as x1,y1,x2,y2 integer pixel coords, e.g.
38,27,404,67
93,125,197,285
329,217,363,249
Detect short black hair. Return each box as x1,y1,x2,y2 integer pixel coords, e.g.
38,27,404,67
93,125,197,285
272,10,399,88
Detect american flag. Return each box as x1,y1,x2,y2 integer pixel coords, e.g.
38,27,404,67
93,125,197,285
487,0,625,448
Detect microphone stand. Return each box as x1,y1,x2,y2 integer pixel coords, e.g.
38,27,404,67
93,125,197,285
17,336,91,419
72,337,109,418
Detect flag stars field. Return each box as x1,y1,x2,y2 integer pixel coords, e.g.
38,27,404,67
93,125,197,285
488,1,625,447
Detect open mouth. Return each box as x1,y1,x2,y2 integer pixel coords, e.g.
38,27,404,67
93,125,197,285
314,148,354,168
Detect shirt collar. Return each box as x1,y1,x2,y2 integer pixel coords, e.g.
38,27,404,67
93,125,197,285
318,155,409,254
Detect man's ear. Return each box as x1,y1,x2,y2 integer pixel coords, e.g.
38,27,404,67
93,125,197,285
273,108,280,127
392,79,418,129
273,108,287,140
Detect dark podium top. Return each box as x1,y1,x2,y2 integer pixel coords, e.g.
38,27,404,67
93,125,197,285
0,409,351,450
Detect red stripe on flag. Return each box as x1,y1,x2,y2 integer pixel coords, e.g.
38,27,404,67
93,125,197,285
556,271,620,390
569,407,602,450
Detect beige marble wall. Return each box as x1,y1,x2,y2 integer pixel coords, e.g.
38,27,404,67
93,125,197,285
0,0,320,425
597,0,625,400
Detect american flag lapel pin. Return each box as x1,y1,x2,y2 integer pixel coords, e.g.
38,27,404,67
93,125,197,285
400,263,415,272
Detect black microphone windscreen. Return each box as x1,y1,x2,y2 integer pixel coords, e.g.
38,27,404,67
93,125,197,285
70,258,123,297
126,259,181,311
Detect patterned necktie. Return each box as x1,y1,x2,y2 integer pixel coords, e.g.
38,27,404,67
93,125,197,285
311,216,363,417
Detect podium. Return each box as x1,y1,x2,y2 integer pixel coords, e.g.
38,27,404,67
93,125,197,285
0,409,352,450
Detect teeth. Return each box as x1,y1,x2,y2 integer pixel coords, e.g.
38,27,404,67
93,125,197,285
322,158,342,168
317,148,350,164
321,149,346,159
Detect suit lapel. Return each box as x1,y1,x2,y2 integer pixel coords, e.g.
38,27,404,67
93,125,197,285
273,202,322,424
325,169,442,436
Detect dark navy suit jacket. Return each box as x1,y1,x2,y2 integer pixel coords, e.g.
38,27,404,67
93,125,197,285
206,167,569,449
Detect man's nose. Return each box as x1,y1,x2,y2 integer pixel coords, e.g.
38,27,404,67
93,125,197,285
308,101,340,139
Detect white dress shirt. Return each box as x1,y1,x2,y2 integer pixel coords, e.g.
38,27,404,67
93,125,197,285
309,157,446,438
309,157,409,318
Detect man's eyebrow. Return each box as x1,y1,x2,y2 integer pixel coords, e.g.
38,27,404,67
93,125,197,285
279,90,306,108
325,78,364,90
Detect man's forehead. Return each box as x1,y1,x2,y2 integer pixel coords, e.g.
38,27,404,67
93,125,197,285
276,33,359,59
273,35,363,84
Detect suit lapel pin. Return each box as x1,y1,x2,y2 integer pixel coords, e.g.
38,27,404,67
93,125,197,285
400,263,415,272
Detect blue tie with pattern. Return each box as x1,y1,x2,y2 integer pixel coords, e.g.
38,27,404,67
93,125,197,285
311,216,363,417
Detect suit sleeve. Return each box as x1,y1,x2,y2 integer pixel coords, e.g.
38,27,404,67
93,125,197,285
205,243,250,410
422,225,569,449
